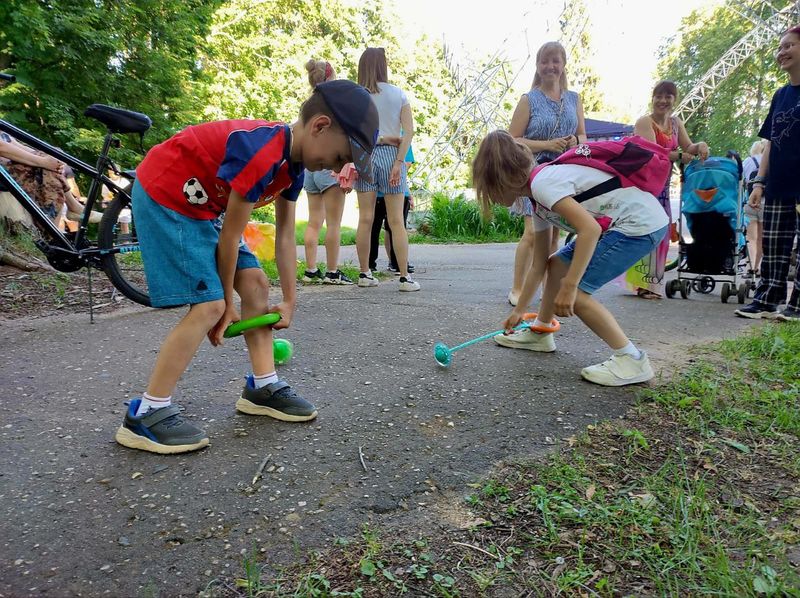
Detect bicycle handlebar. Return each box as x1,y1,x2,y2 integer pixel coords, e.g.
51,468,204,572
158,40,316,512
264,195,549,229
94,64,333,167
0,73,16,82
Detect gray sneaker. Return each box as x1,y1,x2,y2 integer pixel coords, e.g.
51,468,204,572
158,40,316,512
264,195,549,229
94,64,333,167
115,400,209,454
236,377,318,422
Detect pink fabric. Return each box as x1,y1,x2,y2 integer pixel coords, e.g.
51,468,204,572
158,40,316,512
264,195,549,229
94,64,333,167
530,135,671,198
336,162,358,188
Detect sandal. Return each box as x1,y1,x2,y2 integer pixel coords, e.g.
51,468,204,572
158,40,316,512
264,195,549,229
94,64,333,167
636,289,662,300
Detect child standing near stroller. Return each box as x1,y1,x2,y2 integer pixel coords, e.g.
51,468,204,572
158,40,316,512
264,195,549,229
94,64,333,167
472,130,669,386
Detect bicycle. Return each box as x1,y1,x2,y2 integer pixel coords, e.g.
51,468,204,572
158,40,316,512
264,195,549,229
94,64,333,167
0,72,151,314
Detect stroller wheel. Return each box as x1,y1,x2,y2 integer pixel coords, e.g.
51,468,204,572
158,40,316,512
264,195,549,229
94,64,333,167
721,282,731,303
680,279,692,299
737,283,748,304
665,279,678,298
693,276,715,294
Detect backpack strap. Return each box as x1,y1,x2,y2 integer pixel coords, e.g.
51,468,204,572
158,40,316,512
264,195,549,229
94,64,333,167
573,176,622,203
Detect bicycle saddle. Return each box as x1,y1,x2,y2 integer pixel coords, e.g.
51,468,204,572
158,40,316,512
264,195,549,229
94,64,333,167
84,104,152,134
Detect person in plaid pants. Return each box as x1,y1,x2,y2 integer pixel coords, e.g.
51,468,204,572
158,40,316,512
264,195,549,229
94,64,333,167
735,24,800,322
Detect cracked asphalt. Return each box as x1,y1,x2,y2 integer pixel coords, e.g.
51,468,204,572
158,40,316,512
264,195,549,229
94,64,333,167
0,243,758,596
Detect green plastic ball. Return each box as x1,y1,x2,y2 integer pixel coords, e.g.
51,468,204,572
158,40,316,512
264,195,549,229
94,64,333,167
273,338,294,365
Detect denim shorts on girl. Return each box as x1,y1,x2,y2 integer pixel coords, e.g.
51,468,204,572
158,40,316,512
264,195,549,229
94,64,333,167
556,226,668,295
131,179,260,308
303,169,339,194
354,145,407,195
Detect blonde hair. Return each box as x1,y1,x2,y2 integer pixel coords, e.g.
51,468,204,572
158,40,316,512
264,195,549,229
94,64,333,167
305,59,334,88
472,130,534,220
749,139,766,157
532,41,569,91
358,47,388,94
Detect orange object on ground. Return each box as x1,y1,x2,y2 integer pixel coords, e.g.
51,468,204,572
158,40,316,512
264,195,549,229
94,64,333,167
521,312,561,333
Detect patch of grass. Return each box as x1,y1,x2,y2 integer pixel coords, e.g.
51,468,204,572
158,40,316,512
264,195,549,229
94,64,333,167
416,193,524,243
212,323,800,596
294,222,358,247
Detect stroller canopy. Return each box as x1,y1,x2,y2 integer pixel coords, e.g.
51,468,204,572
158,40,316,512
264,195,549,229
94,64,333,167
681,157,741,232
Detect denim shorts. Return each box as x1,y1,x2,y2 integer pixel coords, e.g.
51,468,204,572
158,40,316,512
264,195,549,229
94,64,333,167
354,145,407,195
131,179,260,308
556,226,668,294
303,169,338,194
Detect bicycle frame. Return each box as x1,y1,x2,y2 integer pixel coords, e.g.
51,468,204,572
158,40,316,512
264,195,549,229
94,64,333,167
0,119,131,269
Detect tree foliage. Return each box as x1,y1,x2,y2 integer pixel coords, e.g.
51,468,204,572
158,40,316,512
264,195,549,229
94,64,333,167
560,0,606,114
0,0,220,164
656,2,792,155
0,0,458,178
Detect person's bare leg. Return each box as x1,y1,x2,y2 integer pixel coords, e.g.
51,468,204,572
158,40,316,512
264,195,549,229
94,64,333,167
510,217,535,302
573,291,629,350
322,186,346,271
356,191,377,272
236,268,274,375
304,193,324,271
384,193,409,276
537,256,628,350
146,300,225,397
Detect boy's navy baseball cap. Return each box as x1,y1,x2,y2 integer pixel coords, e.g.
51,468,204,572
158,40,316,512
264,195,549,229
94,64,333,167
315,80,379,184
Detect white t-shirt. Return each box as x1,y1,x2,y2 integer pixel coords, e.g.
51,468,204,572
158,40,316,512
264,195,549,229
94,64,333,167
742,155,760,182
529,164,669,237
370,82,409,138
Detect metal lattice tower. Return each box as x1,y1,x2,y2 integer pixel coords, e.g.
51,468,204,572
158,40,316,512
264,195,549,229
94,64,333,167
676,0,800,122
409,43,529,200
410,2,586,202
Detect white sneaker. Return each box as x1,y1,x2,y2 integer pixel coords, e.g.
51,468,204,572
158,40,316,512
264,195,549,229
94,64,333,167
357,273,379,288
581,352,654,386
493,328,555,352
399,276,420,292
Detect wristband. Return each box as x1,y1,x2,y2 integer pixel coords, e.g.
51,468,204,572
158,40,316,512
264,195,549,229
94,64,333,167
395,158,403,164
752,175,766,184
752,182,765,189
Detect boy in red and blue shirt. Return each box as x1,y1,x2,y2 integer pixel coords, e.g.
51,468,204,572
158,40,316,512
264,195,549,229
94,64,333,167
116,80,378,454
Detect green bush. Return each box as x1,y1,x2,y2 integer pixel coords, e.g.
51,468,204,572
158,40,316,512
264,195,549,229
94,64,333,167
418,193,523,243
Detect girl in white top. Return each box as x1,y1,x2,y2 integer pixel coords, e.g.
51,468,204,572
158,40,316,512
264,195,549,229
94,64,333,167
353,47,420,292
472,130,669,387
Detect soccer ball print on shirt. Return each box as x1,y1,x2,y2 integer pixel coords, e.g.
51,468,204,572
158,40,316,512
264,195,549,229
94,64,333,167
183,177,209,205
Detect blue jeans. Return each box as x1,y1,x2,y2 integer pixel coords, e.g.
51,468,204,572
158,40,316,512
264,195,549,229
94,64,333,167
131,180,260,308
556,226,668,294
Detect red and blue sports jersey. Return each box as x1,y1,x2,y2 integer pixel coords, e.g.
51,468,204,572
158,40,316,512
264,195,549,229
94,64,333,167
135,120,304,219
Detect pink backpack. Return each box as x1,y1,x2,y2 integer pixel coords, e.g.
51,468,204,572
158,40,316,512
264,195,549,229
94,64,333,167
530,135,672,199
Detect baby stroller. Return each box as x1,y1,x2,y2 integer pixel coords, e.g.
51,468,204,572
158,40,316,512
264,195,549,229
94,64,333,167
665,151,754,303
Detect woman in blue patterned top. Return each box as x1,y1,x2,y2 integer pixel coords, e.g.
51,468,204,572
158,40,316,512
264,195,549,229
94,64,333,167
506,41,586,307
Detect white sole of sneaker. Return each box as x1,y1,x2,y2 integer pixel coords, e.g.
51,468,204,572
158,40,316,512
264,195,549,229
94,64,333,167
580,370,654,387
235,398,318,422
114,426,210,454
493,334,555,352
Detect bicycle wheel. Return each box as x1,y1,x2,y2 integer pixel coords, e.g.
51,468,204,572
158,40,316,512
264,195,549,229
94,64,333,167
98,191,151,306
